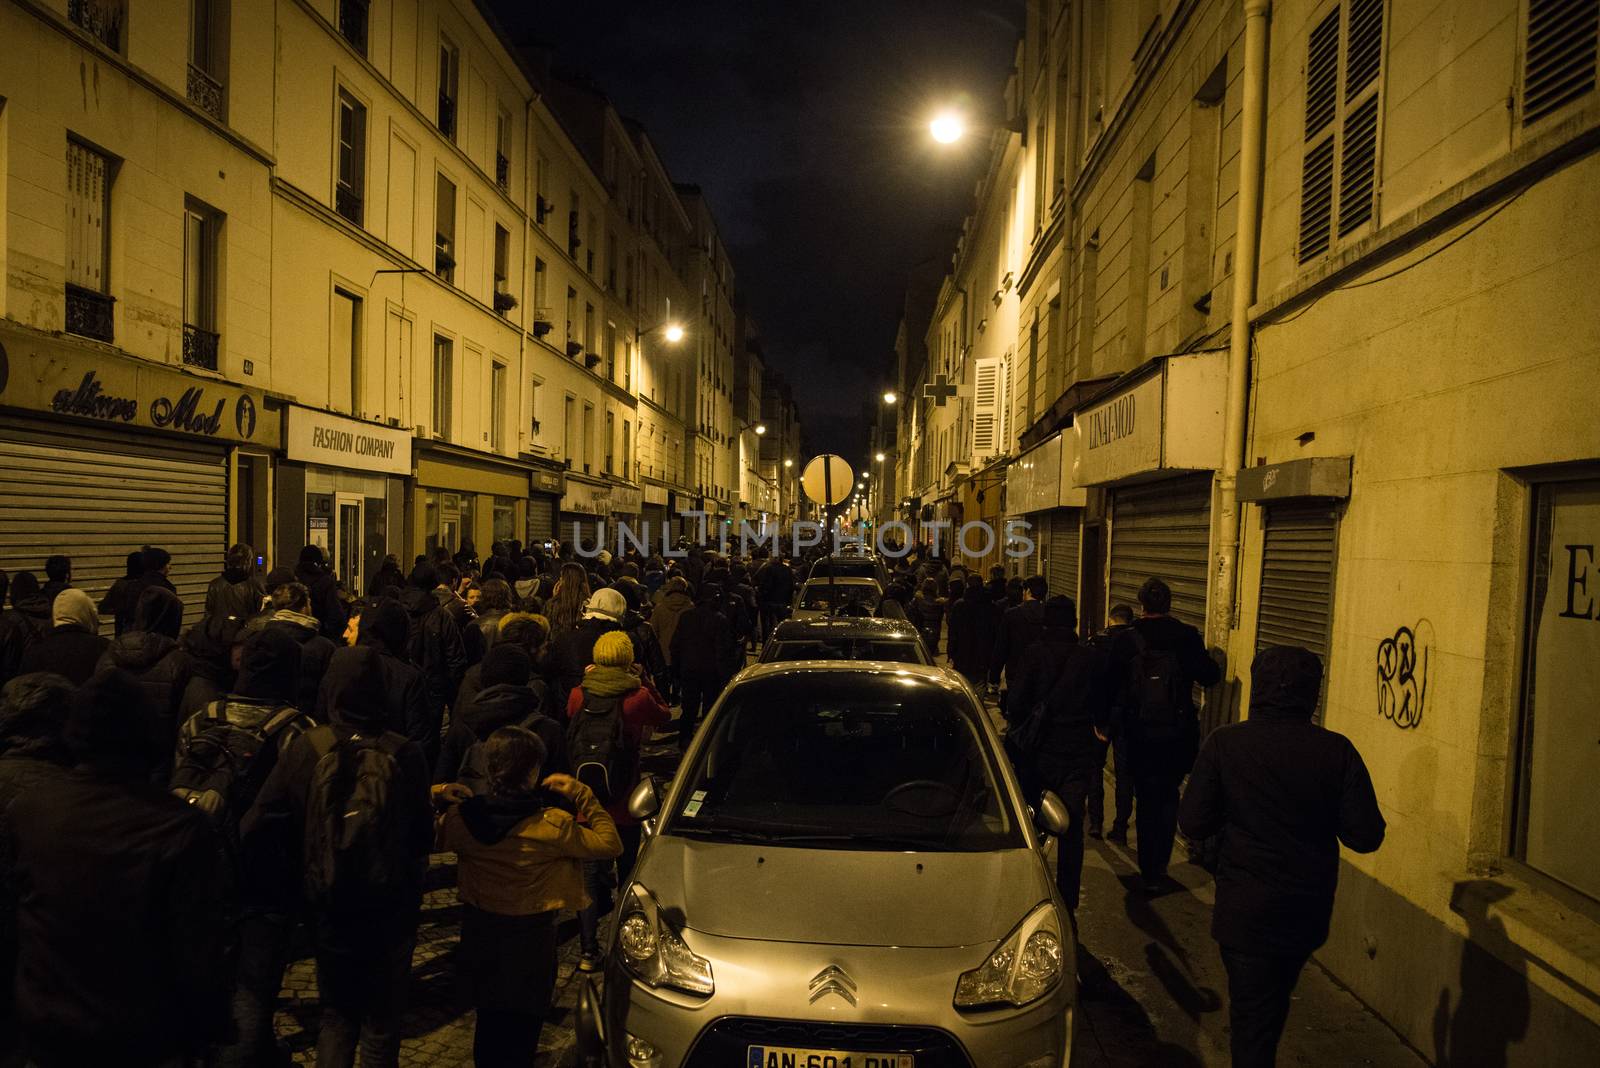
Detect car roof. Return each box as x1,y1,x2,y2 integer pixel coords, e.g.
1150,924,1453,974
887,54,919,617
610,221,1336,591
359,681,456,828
800,575,880,586
770,617,920,640
733,658,968,693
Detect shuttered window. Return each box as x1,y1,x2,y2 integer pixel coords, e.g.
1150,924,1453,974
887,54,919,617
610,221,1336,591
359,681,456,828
971,357,1002,460
67,140,110,292
1257,501,1338,721
1044,509,1081,606
1109,475,1213,629
1299,0,1385,264
1522,0,1599,126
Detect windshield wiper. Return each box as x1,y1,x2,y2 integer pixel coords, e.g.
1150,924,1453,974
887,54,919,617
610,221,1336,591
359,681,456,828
668,824,780,844
764,832,945,850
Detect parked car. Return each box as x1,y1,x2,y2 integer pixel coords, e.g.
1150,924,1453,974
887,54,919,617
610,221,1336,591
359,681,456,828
790,577,884,620
759,617,932,665
579,661,1076,1068
806,553,890,587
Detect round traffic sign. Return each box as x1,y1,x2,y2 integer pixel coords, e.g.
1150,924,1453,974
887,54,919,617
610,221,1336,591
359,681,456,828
800,454,854,506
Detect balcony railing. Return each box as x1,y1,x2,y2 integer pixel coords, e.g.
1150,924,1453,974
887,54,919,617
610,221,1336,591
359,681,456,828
335,183,363,226
183,323,220,371
65,284,115,342
187,63,224,122
69,0,122,51
495,153,509,191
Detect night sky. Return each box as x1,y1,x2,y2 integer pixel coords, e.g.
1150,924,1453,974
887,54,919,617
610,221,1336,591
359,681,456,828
486,0,1025,459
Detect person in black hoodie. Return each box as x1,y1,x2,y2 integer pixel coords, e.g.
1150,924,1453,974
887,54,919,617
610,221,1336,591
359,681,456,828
670,588,736,742
0,572,51,687
1179,645,1385,1068
328,599,429,751
988,574,1049,716
206,543,265,624
38,556,72,609
1085,604,1138,843
242,646,432,1068
295,545,349,643
436,644,566,790
96,585,190,765
98,550,147,637
946,575,991,686
258,581,337,715
10,670,233,1068
754,555,795,641
1007,596,1113,913
399,563,467,768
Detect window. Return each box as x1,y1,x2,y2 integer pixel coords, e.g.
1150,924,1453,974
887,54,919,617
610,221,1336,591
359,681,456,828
183,201,221,369
533,258,548,321
495,107,512,191
529,376,542,437
604,320,617,382
337,0,368,55
564,394,576,463
437,38,459,140
584,303,595,355
332,287,362,415
1183,60,1227,337
582,402,595,472
1514,476,1600,902
606,233,618,291
432,335,453,439
566,287,578,347
622,419,631,480
490,362,507,452
493,225,511,315
65,139,114,342
1033,119,1047,233
1522,0,1599,125
1298,0,1384,264
586,212,597,274
188,0,225,120
1126,154,1155,362
568,190,582,258
605,410,615,474
435,173,456,282
535,154,551,224
69,0,123,51
336,90,366,225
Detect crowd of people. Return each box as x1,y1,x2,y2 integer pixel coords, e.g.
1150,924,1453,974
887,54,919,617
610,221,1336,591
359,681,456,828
0,536,1386,1068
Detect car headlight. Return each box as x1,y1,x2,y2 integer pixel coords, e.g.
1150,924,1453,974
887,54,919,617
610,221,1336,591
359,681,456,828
953,902,1063,1010
617,883,714,996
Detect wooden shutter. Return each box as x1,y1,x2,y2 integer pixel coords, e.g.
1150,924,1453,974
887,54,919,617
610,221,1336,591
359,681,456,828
66,141,109,291
1523,0,1599,126
971,357,1001,460
1299,1,1385,261
1298,10,1340,263
1339,0,1384,236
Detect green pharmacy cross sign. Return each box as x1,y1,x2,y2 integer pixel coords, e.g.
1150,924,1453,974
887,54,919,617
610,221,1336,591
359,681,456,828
924,374,958,406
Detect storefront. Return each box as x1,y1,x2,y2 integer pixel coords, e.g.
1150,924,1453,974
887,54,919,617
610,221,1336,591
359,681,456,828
276,405,410,596
0,323,274,626
641,483,670,551
1005,431,1088,601
526,467,564,549
413,442,530,564
560,476,639,556
1072,351,1226,632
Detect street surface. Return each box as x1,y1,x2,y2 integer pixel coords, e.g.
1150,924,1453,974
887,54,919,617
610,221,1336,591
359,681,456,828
269,661,1427,1067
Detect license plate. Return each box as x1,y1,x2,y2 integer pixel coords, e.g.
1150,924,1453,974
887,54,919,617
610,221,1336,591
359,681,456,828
746,1048,912,1068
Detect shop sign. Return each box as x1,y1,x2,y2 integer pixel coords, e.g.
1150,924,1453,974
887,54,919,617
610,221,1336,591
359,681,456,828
1237,456,1352,502
530,469,565,496
643,483,669,506
0,324,272,445
285,405,411,475
562,479,642,517
1072,351,1225,486
1005,432,1090,514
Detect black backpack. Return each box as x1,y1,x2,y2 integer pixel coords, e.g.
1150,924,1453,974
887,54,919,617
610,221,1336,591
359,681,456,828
565,692,630,803
171,701,305,842
459,711,557,795
1128,630,1189,742
301,725,412,915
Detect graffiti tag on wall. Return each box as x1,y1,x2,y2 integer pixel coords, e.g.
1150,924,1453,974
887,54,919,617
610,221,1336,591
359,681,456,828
1377,621,1432,730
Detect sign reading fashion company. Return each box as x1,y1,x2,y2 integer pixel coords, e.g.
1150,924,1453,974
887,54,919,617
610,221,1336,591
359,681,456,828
0,324,271,445
284,406,411,475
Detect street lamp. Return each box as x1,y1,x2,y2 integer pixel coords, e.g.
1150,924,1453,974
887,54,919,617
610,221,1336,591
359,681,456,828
882,391,897,405
875,452,886,463
930,111,966,144
783,458,793,468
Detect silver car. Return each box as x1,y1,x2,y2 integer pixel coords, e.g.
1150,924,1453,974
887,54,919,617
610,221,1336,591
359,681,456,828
578,662,1076,1068
791,577,884,620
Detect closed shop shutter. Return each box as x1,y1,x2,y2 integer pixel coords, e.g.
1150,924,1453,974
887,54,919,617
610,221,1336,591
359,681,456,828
1109,474,1212,628
526,494,556,544
1044,509,1081,604
560,513,603,554
1257,501,1338,713
0,420,227,630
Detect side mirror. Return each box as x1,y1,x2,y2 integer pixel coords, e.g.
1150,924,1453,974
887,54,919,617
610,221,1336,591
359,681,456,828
1036,790,1071,837
628,775,661,822
574,976,606,1064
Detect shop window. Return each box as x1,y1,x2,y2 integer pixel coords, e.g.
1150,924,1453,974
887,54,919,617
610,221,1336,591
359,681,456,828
493,495,517,543
1513,476,1600,902
425,490,475,556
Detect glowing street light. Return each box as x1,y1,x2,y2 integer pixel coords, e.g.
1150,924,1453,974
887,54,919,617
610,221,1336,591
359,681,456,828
783,458,793,468
754,423,767,435
875,452,886,462
663,323,685,343
930,112,965,144
882,391,897,405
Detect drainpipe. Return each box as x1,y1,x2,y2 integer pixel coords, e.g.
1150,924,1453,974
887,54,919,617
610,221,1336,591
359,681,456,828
1213,0,1270,648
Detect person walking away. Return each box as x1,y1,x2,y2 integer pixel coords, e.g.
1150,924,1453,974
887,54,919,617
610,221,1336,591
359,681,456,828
436,727,621,1065
550,588,626,701
242,646,433,1068
1109,577,1222,892
473,579,516,653
399,563,467,768
295,545,349,643
648,576,694,704
946,575,992,687
136,546,179,600
18,589,107,686
1178,645,1385,1067
1085,604,1138,843
259,581,337,714
669,588,734,743
171,628,313,1068
1005,596,1112,913
456,612,550,714
97,585,191,769
207,543,265,624
9,670,233,1068
754,555,794,642
987,574,1049,717
565,631,670,971
38,556,71,609
617,588,667,688
437,644,567,790
909,579,947,656
0,573,51,688
98,550,147,637
328,600,429,750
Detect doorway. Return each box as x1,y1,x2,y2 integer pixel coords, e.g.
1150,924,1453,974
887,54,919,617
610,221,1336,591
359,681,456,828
334,492,365,594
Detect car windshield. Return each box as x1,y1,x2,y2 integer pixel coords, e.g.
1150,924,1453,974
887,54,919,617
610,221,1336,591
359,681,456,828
665,674,1021,852
766,638,929,664
799,583,877,609
809,558,880,580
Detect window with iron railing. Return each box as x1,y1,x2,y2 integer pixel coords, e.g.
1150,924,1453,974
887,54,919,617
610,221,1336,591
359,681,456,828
437,39,459,140
182,200,222,370
66,139,114,343
69,0,123,52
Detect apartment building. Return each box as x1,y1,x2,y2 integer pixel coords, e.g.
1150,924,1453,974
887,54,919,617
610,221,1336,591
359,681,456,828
760,370,803,527
676,184,737,528
732,305,771,525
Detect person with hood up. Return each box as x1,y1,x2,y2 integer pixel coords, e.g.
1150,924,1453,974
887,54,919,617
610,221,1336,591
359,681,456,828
206,543,264,625
909,578,948,655
399,563,467,767
324,600,429,750
39,556,72,608
512,556,542,608
616,586,666,687
257,581,338,714
10,670,232,1068
1179,645,1385,1068
17,589,107,686
367,555,405,600
0,572,51,688
242,646,432,1068
987,574,1050,717
98,550,147,637
649,575,694,698
946,575,992,686
96,585,191,764
436,643,566,790
550,587,626,702
295,544,348,643
669,587,736,742
565,631,670,971
435,726,620,1064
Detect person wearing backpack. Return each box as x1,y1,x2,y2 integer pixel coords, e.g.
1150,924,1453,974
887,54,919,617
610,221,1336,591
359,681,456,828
1108,576,1223,894
320,600,428,754
399,563,467,768
987,574,1049,716
1085,604,1138,844
436,644,567,792
564,631,670,972
435,726,621,1066
171,626,313,1068
241,646,433,1068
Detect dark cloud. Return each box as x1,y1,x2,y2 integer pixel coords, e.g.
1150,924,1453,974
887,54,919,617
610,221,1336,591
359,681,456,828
491,0,1022,458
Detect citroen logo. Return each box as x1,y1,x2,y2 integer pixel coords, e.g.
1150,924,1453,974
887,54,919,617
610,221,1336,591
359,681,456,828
808,965,858,1006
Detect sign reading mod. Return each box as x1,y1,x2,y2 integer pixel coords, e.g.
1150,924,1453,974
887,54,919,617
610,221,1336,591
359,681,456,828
285,406,411,475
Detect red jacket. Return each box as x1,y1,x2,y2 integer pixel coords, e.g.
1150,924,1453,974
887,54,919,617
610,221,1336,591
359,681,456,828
566,670,671,826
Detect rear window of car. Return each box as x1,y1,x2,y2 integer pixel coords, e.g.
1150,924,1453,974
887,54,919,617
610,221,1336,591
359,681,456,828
765,638,929,664
665,674,1021,852
809,559,879,581
798,583,877,609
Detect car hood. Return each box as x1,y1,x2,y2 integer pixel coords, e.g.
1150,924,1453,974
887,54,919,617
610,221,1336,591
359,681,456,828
638,835,1049,948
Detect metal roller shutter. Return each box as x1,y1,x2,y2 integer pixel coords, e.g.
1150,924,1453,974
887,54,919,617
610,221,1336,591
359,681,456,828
0,420,227,631
560,514,603,555
1257,501,1338,726
1109,474,1213,628
1044,509,1081,604
526,495,556,545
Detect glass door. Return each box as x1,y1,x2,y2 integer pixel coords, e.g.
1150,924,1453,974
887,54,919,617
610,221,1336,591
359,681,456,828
335,492,364,594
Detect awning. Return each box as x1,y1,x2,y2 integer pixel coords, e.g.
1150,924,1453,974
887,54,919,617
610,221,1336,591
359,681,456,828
1071,350,1226,487
1006,431,1088,514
